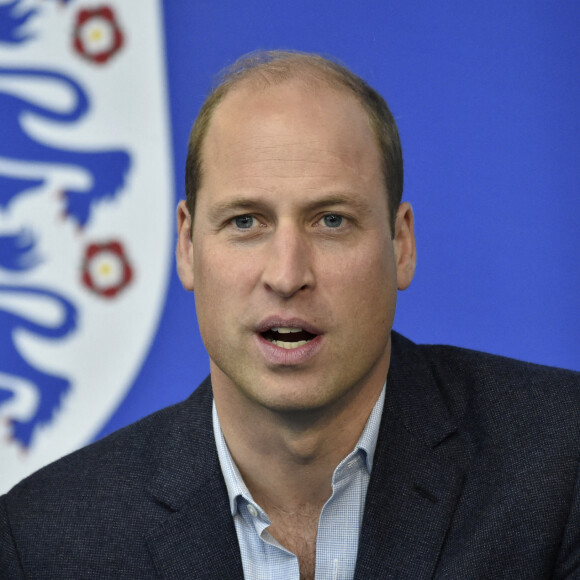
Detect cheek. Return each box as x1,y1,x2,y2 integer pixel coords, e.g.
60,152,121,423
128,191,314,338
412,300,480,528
330,243,397,323
193,246,228,327
193,243,259,319
333,240,396,291
195,240,237,286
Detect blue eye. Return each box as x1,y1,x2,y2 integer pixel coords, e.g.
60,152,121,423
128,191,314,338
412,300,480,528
322,214,343,228
233,215,254,229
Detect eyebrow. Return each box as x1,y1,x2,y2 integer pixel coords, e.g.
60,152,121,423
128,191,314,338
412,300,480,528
207,198,266,223
207,193,374,222
305,193,373,215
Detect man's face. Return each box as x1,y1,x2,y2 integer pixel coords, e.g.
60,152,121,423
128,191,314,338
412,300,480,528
177,79,415,417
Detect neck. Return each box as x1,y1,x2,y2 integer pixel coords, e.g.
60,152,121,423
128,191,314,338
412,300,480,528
212,364,386,512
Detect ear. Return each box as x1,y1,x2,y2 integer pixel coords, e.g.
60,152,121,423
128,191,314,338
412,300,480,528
393,201,416,291
176,200,195,291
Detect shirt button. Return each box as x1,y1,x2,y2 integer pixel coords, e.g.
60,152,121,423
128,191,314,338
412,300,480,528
247,505,258,517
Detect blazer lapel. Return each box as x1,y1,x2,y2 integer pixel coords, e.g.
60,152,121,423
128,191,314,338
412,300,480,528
355,333,469,579
145,378,245,579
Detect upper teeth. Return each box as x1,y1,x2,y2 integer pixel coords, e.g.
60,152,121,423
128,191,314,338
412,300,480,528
272,327,302,334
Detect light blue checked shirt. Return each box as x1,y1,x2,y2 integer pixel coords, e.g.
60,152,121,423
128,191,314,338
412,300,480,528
212,385,385,580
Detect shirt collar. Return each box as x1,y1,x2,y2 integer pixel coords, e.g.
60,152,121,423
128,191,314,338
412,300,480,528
355,383,385,473
212,401,254,516
213,383,386,517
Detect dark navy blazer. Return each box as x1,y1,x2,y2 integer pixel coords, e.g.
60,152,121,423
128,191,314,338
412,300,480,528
2,332,580,578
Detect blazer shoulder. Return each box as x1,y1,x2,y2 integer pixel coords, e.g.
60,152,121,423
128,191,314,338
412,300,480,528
3,375,214,507
420,340,580,399
391,331,580,446
0,377,216,576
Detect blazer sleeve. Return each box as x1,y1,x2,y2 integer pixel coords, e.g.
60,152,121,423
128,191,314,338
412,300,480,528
0,495,25,579
554,456,580,579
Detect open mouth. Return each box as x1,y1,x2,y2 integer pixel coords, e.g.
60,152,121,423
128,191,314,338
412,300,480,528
261,327,317,350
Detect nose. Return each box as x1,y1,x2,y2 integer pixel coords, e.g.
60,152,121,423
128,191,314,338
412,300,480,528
261,224,314,298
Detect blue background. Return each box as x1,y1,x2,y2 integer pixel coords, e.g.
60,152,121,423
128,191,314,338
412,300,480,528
99,1,580,438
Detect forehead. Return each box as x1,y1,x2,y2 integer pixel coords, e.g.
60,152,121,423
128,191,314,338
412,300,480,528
198,79,383,198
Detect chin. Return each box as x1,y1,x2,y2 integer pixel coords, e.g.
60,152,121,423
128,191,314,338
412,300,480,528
247,377,350,415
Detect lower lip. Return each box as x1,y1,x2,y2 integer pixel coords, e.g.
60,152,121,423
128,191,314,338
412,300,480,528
255,333,323,366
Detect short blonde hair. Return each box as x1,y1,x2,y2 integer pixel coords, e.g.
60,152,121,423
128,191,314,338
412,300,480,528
185,50,403,234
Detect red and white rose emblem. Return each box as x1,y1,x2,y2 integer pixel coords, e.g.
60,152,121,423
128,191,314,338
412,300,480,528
73,6,124,64
82,241,133,298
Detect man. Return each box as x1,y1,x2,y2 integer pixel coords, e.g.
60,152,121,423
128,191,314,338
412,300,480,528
1,50,579,579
